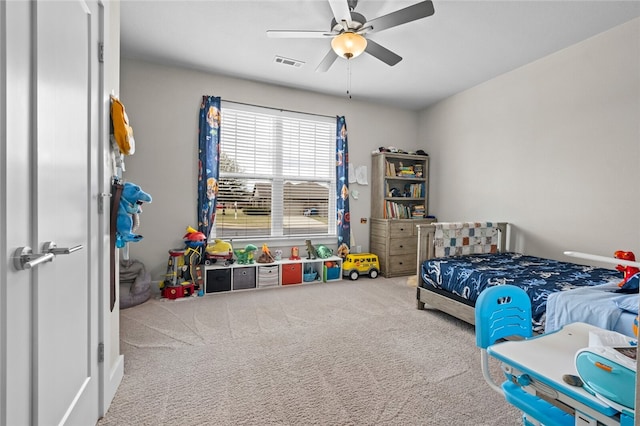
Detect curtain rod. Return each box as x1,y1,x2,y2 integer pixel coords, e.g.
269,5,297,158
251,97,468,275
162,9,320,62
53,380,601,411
221,99,337,120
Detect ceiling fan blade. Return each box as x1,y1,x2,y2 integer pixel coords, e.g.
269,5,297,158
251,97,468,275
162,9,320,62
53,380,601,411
315,49,338,72
328,0,353,28
364,1,434,34
267,30,335,39
364,39,402,66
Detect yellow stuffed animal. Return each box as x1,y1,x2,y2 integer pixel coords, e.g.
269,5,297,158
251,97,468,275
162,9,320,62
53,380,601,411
110,95,135,155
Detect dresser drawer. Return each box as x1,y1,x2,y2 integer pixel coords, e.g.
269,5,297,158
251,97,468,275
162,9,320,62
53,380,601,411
387,238,417,255
387,255,416,275
389,221,415,238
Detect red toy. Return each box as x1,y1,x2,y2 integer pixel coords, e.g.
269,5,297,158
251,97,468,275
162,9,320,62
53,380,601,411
614,250,640,287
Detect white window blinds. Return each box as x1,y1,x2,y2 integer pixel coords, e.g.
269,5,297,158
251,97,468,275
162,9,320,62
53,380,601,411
217,102,336,239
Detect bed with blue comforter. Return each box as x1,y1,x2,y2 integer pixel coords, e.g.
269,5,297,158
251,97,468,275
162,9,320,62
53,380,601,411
420,252,622,330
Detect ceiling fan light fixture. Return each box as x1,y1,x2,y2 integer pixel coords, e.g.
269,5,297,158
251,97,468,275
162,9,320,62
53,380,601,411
331,32,367,59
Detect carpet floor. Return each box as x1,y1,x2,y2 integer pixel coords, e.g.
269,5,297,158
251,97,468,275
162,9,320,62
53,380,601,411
98,276,521,425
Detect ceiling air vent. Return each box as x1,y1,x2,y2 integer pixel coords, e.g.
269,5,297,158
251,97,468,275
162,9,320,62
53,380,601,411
274,56,304,68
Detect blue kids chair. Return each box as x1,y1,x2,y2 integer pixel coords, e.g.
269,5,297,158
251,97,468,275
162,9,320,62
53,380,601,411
475,285,573,426
475,285,533,392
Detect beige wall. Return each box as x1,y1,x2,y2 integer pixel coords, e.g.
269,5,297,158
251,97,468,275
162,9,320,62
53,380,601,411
419,17,640,263
120,60,420,279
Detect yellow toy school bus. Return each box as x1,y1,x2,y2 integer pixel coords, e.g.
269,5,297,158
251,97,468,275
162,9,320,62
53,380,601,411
342,253,380,280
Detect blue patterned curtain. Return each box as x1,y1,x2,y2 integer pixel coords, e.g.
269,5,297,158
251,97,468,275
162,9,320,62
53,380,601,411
198,96,221,239
336,116,350,256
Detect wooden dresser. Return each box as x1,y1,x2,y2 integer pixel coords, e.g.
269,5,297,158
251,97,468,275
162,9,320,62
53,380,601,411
370,218,434,277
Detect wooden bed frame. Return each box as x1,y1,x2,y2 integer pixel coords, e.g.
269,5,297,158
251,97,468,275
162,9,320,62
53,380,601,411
414,222,509,325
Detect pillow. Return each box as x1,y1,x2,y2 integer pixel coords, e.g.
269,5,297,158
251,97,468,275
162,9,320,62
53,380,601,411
613,294,640,314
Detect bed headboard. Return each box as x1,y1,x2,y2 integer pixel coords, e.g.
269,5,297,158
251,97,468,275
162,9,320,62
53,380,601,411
415,222,509,277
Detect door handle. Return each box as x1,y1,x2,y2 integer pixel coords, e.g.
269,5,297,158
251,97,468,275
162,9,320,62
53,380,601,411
12,242,84,271
42,241,83,255
13,247,55,270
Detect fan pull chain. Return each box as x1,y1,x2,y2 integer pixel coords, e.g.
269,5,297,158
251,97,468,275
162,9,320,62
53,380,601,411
346,60,352,99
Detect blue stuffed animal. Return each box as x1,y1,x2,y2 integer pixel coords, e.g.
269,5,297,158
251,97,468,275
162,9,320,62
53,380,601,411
116,182,152,248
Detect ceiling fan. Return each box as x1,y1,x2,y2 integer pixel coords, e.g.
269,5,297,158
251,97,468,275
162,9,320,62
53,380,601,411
267,0,435,72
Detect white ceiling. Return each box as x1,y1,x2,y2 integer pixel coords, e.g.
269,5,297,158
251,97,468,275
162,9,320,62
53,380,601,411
120,0,640,110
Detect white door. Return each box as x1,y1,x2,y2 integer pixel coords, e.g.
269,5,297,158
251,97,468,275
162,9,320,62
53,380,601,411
34,1,99,424
2,1,100,425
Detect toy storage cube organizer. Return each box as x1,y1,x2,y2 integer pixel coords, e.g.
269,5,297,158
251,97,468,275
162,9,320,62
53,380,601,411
204,256,342,295
205,268,231,293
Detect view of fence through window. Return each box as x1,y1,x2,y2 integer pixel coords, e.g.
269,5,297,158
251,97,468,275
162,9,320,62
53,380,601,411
215,103,336,239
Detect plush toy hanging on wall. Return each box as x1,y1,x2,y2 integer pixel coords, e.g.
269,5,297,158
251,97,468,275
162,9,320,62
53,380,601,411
116,182,152,248
110,95,136,156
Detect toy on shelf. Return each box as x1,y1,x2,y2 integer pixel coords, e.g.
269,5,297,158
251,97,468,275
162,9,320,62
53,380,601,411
323,260,341,281
289,246,300,260
315,245,334,259
256,243,275,263
205,239,234,265
305,240,317,259
234,244,258,265
303,264,319,282
274,249,283,261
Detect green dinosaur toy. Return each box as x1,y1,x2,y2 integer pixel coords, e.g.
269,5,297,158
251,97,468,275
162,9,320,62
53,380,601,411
234,244,258,265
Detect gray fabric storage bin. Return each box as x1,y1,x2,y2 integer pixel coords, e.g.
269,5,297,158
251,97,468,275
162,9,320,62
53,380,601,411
233,267,256,290
258,265,279,287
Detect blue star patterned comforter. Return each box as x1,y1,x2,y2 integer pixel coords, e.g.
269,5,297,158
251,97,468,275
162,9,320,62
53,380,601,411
421,252,621,326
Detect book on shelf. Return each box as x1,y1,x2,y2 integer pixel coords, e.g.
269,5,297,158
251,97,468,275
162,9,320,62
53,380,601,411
385,161,396,177
412,204,425,218
384,200,412,219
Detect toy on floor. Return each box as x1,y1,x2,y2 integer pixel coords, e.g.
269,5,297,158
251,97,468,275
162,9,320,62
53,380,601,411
160,248,196,299
342,253,380,280
234,244,258,264
116,182,152,248
615,250,640,287
160,226,206,299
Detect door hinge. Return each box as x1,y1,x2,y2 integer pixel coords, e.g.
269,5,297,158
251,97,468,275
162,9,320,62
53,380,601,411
98,42,104,63
98,342,104,363
98,192,111,214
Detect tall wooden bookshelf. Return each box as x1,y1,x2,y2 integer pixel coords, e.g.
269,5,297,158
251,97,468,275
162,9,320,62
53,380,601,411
370,152,433,277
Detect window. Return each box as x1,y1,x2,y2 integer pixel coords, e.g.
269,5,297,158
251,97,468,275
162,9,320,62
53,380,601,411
216,102,336,240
